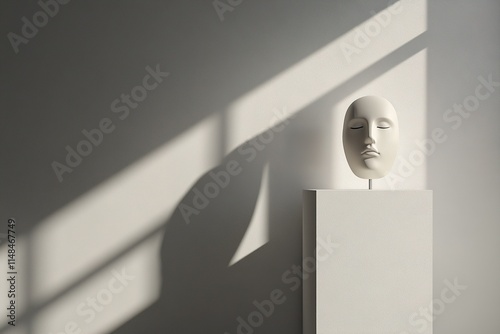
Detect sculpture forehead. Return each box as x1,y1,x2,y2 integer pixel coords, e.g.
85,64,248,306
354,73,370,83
346,96,397,121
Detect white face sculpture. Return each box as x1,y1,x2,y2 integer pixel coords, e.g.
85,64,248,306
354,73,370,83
342,96,399,179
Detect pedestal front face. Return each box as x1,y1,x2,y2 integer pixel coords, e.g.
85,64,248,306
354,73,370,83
303,190,433,334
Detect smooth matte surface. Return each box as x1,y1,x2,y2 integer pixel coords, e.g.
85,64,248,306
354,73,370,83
303,190,432,334
343,96,399,179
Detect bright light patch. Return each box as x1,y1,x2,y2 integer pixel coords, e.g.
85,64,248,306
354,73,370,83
31,113,221,305
229,163,270,266
226,0,426,153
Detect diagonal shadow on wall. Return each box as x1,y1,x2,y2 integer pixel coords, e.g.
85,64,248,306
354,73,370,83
109,32,428,334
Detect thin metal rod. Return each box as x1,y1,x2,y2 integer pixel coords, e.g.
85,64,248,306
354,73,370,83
369,179,372,190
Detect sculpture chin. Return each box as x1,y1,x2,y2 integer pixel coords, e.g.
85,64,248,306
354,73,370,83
347,157,390,179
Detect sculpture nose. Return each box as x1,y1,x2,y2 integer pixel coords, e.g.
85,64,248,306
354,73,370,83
365,125,376,144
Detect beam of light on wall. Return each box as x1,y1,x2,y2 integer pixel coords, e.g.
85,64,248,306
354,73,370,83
226,0,427,154
6,2,430,332
228,163,269,266
29,113,221,324
332,49,428,190
33,232,163,334
223,0,427,262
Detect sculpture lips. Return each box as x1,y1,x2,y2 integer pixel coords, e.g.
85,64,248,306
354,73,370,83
361,148,380,156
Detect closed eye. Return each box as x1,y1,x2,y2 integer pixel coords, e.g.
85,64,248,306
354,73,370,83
350,125,363,129
377,126,390,129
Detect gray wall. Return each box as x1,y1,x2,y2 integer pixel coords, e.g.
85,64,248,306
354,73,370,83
1,0,499,333
428,1,500,333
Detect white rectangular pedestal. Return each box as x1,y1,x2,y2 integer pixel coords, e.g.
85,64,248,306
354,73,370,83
303,190,433,334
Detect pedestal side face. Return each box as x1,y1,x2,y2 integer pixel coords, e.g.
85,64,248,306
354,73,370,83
303,190,317,334
315,190,432,334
